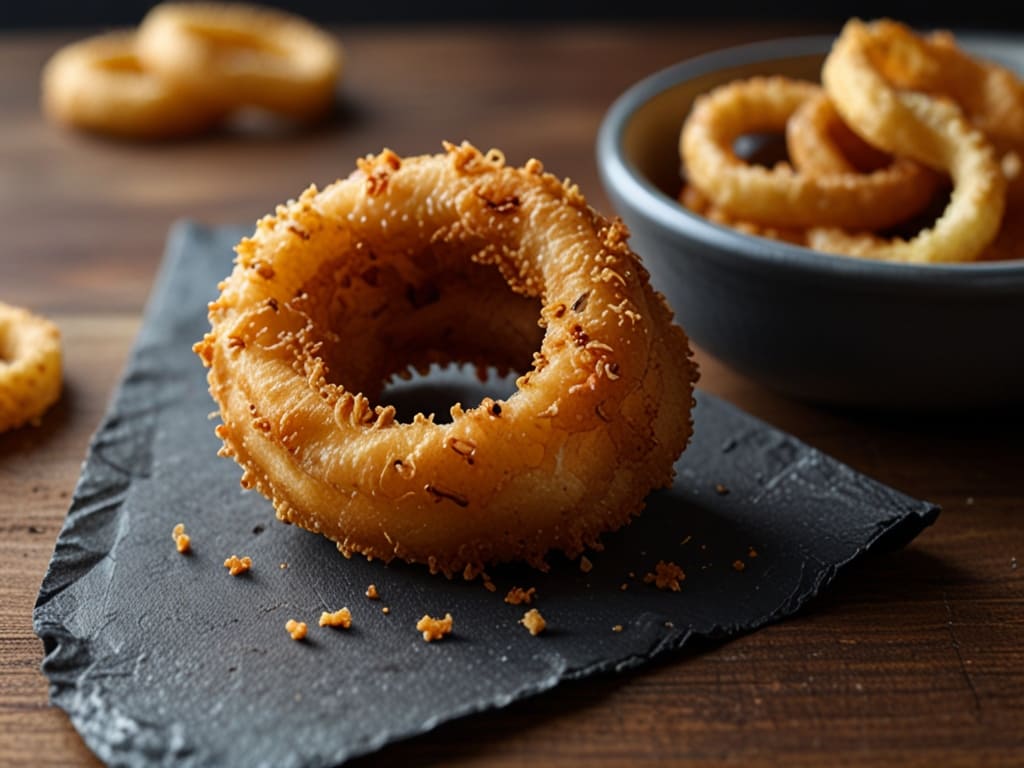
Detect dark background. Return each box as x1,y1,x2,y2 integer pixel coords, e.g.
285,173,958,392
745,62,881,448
1,1,1018,31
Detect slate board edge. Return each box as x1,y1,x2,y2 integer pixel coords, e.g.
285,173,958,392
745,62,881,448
29,219,942,768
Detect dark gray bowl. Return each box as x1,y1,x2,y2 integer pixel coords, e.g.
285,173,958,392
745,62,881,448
596,33,1024,409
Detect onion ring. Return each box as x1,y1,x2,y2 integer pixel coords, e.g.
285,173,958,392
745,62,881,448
194,141,698,577
861,20,1024,156
680,76,942,230
785,89,942,200
818,18,1007,262
678,184,806,246
136,2,344,121
40,31,225,140
0,302,62,433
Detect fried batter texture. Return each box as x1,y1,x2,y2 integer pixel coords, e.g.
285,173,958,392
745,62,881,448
195,142,698,577
0,302,62,434
677,17,1023,263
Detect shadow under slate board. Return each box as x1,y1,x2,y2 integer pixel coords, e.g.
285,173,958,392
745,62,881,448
33,220,939,767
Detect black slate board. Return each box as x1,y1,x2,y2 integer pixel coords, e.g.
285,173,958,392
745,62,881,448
33,221,940,768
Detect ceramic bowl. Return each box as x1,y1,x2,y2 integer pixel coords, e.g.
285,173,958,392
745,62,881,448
596,33,1024,409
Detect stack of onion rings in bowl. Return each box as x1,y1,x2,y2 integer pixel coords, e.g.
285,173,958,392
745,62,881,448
194,141,699,577
596,18,1024,407
41,2,343,140
678,17,1021,264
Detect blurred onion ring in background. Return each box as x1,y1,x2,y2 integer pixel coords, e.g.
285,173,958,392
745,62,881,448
40,31,226,139
194,141,699,578
818,17,1007,263
0,302,62,434
680,75,940,230
136,2,344,121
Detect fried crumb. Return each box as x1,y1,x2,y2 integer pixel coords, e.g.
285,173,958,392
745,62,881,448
620,583,629,591
365,584,379,599
715,483,729,495
416,613,453,642
748,547,758,559
224,555,252,576
319,607,353,628
612,624,623,633
172,523,191,554
279,562,288,570
732,559,746,572
664,621,674,629
483,579,497,593
643,560,685,591
680,535,692,546
504,586,536,606
520,608,546,636
382,606,390,614
285,619,307,641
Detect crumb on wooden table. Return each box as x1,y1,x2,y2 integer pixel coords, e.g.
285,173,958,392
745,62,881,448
223,554,252,576
365,584,379,599
520,608,546,636
319,607,353,628
285,619,307,641
504,586,536,605
172,523,191,554
416,613,453,642
643,560,685,591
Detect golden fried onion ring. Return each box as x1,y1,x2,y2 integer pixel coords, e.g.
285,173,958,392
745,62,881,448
680,76,941,230
0,302,62,433
817,18,1006,262
137,2,343,120
195,142,698,577
863,20,1024,156
41,31,225,140
785,88,939,188
679,184,806,246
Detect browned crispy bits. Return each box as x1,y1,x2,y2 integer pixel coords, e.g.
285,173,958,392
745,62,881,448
416,613,453,642
643,560,686,591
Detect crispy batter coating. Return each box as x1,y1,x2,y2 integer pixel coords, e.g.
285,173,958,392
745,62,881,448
195,141,698,577
0,302,62,433
644,560,686,591
416,613,453,642
815,18,1006,262
319,607,352,628
40,31,227,140
136,2,343,121
172,523,191,554
223,554,252,576
680,75,939,230
520,608,546,636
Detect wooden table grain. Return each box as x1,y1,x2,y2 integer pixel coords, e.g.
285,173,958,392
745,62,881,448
1,21,1021,768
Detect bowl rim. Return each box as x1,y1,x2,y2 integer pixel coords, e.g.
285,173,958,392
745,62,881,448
595,32,1024,290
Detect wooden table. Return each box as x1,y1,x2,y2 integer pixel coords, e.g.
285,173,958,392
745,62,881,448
2,21,1022,768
